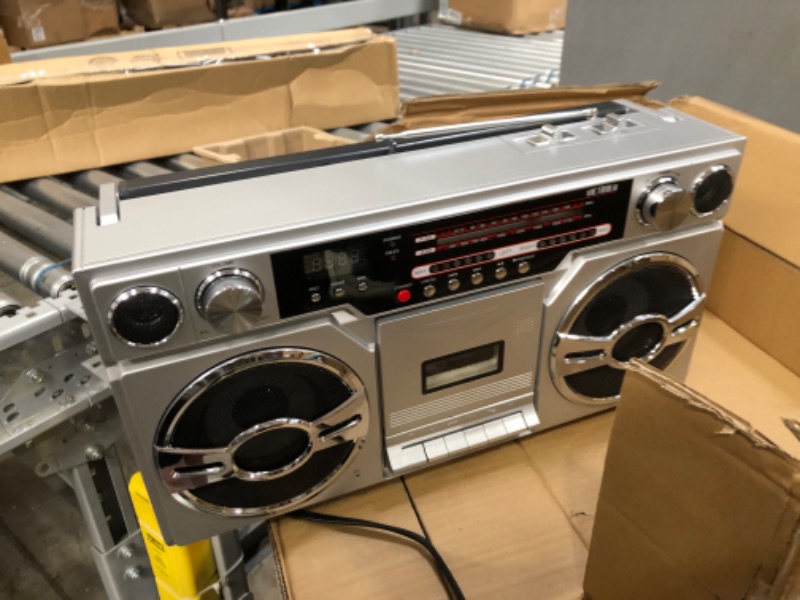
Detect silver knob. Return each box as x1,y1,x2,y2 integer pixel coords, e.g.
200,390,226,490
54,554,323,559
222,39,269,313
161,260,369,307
638,177,692,231
196,269,264,333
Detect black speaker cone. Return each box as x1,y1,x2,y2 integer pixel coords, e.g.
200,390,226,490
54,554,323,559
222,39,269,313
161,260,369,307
156,350,367,514
554,255,703,404
110,287,182,346
694,166,734,215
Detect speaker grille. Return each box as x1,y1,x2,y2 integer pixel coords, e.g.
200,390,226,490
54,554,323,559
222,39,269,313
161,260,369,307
551,253,704,405
155,348,369,516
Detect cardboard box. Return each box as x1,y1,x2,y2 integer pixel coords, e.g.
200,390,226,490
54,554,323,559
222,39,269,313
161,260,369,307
0,30,10,64
264,94,800,599
0,0,118,49
0,27,398,183
441,0,568,35
193,127,353,165
122,0,214,29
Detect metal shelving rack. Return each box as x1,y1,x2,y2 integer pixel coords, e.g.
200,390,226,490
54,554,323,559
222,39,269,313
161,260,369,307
0,3,565,598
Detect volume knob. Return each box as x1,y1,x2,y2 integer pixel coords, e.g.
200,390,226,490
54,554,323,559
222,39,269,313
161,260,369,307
638,177,692,231
196,269,264,333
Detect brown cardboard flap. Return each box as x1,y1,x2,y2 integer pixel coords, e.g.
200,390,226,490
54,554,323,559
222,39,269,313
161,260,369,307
0,27,375,84
585,359,800,600
708,230,800,378
405,443,588,600
669,96,800,269
379,81,661,133
269,481,443,600
686,312,800,458
518,412,615,547
193,127,353,164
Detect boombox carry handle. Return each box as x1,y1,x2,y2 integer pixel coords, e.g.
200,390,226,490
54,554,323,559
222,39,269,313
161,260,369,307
115,101,628,203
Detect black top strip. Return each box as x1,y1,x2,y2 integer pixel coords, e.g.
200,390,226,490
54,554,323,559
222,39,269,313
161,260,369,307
118,101,628,201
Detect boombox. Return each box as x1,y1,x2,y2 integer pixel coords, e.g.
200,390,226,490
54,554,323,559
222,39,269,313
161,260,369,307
73,100,744,545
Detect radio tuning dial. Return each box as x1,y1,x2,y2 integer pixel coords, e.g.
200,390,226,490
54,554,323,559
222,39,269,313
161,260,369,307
638,177,692,231
196,269,264,334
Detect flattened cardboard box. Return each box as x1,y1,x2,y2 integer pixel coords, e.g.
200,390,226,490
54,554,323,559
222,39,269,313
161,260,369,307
0,28,398,183
442,0,567,35
585,97,800,600
269,93,800,598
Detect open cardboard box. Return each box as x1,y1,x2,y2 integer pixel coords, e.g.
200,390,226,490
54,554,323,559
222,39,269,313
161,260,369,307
0,27,398,183
264,91,800,599
193,127,353,165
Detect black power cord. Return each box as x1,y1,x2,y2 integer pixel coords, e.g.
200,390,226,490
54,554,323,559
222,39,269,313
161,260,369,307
291,510,466,600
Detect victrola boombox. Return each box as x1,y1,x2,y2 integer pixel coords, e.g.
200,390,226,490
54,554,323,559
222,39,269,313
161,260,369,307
73,100,745,544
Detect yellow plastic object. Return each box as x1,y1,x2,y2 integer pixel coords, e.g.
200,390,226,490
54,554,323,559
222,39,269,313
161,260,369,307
129,472,220,600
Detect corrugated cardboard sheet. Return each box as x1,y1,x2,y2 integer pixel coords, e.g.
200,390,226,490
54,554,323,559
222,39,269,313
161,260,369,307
670,97,800,378
585,358,800,600
0,28,398,183
193,127,353,165
378,81,660,133
446,0,567,35
270,92,800,598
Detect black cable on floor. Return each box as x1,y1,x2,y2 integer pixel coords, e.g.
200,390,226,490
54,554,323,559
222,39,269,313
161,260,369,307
291,509,466,600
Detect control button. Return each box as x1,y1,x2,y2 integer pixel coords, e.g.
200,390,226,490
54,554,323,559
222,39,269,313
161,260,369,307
471,272,484,286
465,426,489,448
357,281,368,292
401,444,428,468
495,266,508,280
443,431,468,453
423,438,448,460
396,289,412,303
423,284,437,298
484,419,509,440
503,413,527,434
517,261,531,275
310,292,322,303
333,287,346,299
447,278,461,292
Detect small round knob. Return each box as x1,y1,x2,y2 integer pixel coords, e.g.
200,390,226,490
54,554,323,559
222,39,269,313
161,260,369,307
196,269,263,333
638,177,692,231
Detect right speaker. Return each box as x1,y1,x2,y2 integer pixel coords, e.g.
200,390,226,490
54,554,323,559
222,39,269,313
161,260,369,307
537,222,723,429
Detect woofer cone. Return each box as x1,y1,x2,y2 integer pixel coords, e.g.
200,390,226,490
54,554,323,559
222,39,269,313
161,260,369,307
108,286,183,347
551,253,705,405
154,348,369,516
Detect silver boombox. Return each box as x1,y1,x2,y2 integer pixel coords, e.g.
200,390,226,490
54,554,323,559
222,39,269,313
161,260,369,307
74,100,744,544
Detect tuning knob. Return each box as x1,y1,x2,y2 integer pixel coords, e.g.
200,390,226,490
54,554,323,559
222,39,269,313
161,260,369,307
638,177,692,231
196,269,264,333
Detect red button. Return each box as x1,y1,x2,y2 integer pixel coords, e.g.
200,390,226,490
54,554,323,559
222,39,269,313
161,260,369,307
396,289,412,303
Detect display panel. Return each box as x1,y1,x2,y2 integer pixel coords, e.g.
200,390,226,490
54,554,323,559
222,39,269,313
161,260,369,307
272,180,632,318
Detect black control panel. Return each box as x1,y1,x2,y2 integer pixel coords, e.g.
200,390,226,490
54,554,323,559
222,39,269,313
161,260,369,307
272,180,632,318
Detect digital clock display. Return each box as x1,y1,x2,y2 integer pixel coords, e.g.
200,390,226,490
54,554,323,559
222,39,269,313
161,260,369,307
302,247,366,276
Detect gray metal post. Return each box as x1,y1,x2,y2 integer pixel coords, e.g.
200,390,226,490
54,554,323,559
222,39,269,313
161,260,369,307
211,530,254,600
72,170,124,197
71,448,158,600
